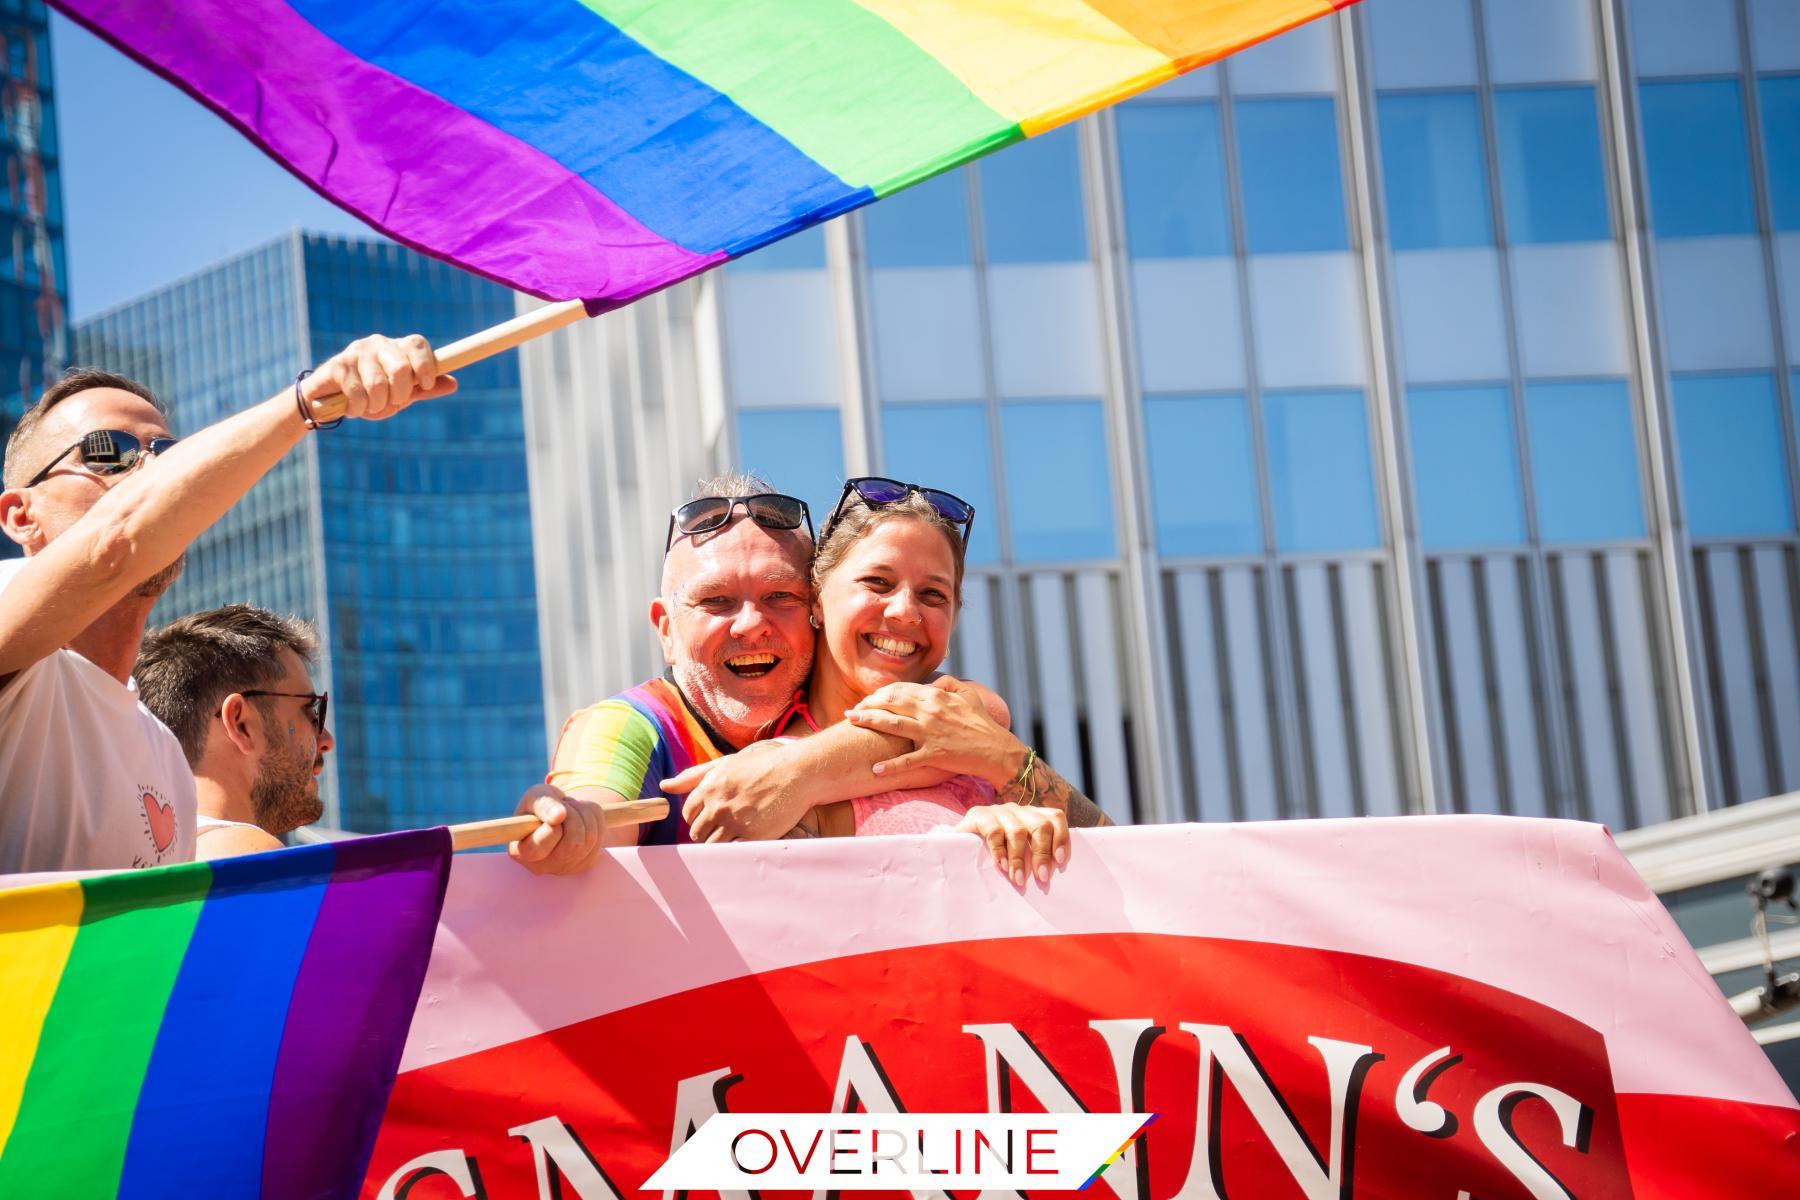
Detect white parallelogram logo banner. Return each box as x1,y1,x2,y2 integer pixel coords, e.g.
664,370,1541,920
645,1113,1153,1191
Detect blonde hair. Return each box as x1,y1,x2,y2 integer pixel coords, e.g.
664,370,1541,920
811,491,966,602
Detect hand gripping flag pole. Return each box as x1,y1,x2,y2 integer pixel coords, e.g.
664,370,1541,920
304,298,595,425
447,799,670,853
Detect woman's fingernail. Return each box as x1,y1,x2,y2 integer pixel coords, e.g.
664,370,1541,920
872,762,886,776
1036,864,1051,884
1055,846,1070,866
1013,868,1027,887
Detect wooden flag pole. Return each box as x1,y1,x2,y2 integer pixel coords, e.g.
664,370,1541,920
448,797,669,852
308,298,592,423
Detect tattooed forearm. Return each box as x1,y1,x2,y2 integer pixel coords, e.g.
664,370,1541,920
999,761,1113,827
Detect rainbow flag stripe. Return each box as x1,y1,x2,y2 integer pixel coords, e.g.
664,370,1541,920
0,830,450,1199
50,0,1354,307
620,677,731,844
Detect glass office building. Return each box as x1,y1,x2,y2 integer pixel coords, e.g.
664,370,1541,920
0,0,65,562
517,0,1800,1074
74,232,544,831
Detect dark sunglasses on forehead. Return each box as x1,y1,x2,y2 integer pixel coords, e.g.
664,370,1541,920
23,429,178,489
819,477,977,546
241,689,329,735
664,493,813,553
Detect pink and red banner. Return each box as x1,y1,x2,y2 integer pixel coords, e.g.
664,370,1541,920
365,818,1799,1198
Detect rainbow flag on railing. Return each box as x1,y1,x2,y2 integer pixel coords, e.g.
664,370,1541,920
0,830,450,1199
50,0,1354,308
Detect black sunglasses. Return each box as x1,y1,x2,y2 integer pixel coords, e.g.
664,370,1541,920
242,689,329,735
665,493,813,552
24,429,178,489
819,477,976,546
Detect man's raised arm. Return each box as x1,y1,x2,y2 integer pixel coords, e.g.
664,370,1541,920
0,336,450,680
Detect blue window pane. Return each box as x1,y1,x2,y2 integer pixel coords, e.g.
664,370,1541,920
1524,381,1645,541
730,223,827,271
999,400,1116,561
1672,373,1794,536
1639,80,1757,237
1493,87,1613,243
1760,75,1800,232
1407,385,1527,548
1145,395,1261,555
1117,103,1232,257
736,408,844,521
980,127,1088,263
881,403,998,565
864,169,972,267
1264,390,1381,552
1235,98,1349,254
1377,92,1494,250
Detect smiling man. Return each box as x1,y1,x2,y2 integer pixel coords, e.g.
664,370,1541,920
547,473,817,845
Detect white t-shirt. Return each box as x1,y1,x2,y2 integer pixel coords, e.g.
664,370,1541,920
0,558,196,872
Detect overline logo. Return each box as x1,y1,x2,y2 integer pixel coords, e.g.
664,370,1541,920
645,1113,1153,1191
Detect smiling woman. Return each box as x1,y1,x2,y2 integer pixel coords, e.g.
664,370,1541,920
745,482,1072,864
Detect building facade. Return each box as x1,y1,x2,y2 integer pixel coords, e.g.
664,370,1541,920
0,0,65,559
522,0,1800,834
75,232,544,831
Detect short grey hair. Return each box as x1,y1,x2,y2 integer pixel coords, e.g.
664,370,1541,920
135,605,320,765
660,470,809,595
691,470,776,500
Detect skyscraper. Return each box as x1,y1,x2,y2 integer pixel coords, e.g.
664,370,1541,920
0,0,66,562
74,231,544,832
515,0,1800,1062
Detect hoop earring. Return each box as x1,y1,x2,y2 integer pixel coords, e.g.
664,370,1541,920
808,613,821,629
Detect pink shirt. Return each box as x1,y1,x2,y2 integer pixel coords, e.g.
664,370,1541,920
769,705,994,836
850,775,994,837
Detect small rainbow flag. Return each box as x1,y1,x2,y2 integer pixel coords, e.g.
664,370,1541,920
50,0,1355,308
0,830,450,1198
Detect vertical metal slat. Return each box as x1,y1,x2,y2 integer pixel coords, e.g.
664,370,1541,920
1075,571,1134,823
1293,563,1356,818
1560,554,1628,828
1753,546,1800,795
1705,547,1769,804
1440,559,1502,814
1605,549,1672,826
1222,567,1281,822
1483,556,1548,818
1339,561,1402,816
1028,573,1086,794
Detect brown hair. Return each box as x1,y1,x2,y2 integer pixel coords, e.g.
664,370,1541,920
134,605,320,766
3,368,165,488
811,490,967,601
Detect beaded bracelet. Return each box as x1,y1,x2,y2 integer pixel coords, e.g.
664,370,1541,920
292,369,343,432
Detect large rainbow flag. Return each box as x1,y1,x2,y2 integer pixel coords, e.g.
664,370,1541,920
0,830,450,1199
50,0,1355,308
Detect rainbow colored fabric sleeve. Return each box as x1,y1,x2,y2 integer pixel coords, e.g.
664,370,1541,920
549,697,666,801
50,0,1354,307
0,829,451,1199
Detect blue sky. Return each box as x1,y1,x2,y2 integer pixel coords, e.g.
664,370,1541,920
52,12,378,321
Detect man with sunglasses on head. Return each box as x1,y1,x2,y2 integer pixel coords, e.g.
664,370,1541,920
548,472,819,844
0,338,453,873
